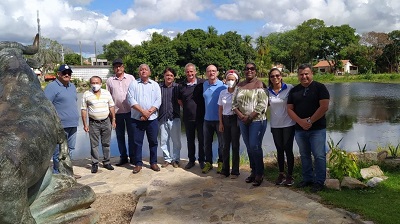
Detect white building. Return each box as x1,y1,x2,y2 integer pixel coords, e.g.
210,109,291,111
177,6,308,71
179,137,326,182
71,66,112,81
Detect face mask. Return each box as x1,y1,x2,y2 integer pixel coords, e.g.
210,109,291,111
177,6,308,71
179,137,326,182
226,80,236,88
91,84,101,92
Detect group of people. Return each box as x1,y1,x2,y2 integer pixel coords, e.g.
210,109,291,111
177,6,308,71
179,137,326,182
44,60,330,192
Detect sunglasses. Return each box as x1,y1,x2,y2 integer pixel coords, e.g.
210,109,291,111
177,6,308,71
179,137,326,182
303,87,309,97
269,75,281,78
244,67,256,71
62,72,72,76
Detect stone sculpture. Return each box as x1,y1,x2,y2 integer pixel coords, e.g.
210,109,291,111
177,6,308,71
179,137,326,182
0,34,98,223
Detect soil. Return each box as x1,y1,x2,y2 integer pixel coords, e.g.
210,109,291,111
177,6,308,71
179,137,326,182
90,193,137,224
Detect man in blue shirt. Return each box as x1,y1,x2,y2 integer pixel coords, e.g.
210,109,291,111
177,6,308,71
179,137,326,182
127,64,162,174
202,64,226,174
44,64,80,175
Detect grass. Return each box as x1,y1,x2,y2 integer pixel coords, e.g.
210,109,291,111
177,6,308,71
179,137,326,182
263,160,400,224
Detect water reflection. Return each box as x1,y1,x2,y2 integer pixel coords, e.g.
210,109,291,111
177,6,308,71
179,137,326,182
73,83,400,160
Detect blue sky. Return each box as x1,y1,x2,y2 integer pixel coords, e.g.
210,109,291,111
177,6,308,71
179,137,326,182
0,0,399,57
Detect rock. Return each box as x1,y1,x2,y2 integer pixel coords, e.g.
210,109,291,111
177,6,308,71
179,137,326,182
341,177,367,189
377,151,388,161
360,165,384,179
325,179,340,190
366,177,385,187
350,152,378,162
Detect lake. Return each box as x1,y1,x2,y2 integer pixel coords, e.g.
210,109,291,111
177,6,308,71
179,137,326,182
72,82,400,160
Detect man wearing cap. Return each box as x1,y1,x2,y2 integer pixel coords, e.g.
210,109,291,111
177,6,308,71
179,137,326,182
106,58,137,166
44,64,80,174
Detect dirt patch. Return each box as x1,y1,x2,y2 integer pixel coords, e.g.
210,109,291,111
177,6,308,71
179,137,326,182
91,193,138,224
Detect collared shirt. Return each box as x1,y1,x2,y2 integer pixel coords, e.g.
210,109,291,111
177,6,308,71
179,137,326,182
178,78,205,121
203,79,226,121
268,83,296,128
158,82,180,123
106,73,136,114
81,89,115,120
217,89,235,115
127,78,161,121
44,79,79,128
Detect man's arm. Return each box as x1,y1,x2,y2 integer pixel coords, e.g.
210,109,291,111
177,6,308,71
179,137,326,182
287,104,312,130
109,106,116,129
309,99,329,124
81,109,89,132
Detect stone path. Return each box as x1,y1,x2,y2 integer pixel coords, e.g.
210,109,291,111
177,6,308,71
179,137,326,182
74,157,359,224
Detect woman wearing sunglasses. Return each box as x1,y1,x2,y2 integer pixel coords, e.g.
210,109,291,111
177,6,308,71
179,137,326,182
267,68,296,186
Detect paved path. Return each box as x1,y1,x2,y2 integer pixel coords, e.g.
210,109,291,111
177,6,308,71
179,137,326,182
74,157,359,224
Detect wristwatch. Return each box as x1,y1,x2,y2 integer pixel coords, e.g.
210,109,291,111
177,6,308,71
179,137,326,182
306,117,312,124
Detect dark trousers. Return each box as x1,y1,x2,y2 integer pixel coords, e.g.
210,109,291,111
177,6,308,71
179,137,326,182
271,125,295,175
221,115,240,176
203,120,224,164
131,118,158,166
115,112,135,161
184,119,205,163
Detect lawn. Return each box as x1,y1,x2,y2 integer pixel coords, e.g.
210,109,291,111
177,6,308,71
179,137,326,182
264,161,400,224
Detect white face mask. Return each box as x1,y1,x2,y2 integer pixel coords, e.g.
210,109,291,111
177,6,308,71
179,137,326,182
91,84,101,92
226,80,236,88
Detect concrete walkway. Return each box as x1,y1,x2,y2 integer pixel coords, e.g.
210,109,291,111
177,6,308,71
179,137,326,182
74,157,360,224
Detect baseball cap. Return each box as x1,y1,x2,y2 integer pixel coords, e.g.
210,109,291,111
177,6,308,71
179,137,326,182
58,64,73,73
112,58,123,66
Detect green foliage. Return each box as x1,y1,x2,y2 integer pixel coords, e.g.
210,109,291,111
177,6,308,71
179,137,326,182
357,142,367,153
64,53,81,65
388,143,399,158
327,137,361,181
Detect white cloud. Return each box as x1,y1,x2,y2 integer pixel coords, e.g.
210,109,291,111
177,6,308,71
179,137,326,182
214,0,400,35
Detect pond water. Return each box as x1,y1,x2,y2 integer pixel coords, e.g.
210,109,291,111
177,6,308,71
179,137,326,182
72,82,400,160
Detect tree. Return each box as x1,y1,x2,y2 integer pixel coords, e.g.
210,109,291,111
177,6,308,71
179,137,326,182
64,53,81,65
359,32,391,73
31,37,64,75
102,40,134,62
254,36,271,76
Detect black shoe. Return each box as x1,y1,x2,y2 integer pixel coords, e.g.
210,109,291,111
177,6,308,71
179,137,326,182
104,164,114,170
199,162,205,169
91,164,98,173
297,181,313,188
252,175,264,187
311,183,324,192
185,161,195,169
172,161,179,168
115,159,128,166
245,175,256,183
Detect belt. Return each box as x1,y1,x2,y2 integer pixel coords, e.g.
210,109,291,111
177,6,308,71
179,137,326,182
223,114,237,118
89,117,109,123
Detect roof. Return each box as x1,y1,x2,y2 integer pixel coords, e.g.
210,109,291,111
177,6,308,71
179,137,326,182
313,60,350,68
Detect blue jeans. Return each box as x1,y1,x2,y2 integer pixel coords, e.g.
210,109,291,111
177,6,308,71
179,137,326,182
115,112,135,161
53,127,77,173
295,129,327,185
131,118,159,166
239,120,267,176
159,118,182,163
203,120,224,164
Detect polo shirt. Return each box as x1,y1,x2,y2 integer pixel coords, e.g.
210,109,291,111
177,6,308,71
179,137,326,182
203,79,226,121
44,79,79,128
287,81,330,130
81,89,115,121
178,78,205,121
268,83,296,128
126,78,161,121
217,89,235,115
106,73,136,114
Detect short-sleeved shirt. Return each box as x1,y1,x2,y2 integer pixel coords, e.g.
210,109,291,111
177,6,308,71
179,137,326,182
287,81,330,130
203,79,226,121
268,83,296,128
126,78,161,121
81,89,115,121
158,82,180,123
217,89,235,115
44,79,79,128
178,78,205,121
106,73,136,114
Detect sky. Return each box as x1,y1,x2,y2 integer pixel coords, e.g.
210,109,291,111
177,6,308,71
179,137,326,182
1,0,399,58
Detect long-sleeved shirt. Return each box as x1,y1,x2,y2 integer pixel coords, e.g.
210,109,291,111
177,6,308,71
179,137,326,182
106,73,136,114
126,78,161,121
232,78,268,121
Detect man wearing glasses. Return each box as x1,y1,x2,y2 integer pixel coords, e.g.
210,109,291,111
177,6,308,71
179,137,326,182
287,63,330,192
106,58,137,166
44,64,80,175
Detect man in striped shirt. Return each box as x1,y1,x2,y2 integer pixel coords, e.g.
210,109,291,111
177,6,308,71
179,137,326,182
81,76,116,173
